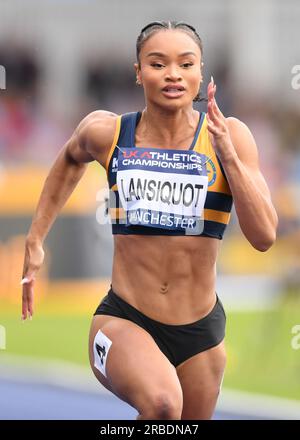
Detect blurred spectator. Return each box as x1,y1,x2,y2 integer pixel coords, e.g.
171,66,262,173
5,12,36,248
0,40,40,98
0,40,40,161
80,52,144,115
0,39,68,164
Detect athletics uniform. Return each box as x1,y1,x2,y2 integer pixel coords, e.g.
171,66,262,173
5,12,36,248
93,111,232,372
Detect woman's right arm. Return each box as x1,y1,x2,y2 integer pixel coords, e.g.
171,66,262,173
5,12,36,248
21,110,117,320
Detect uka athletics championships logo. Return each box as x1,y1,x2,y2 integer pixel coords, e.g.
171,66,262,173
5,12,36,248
205,157,217,186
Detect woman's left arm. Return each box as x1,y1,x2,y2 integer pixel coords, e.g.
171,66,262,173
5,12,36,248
206,79,278,252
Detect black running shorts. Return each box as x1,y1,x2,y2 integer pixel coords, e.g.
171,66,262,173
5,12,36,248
93,285,226,368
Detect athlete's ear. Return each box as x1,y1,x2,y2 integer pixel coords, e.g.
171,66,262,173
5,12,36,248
134,62,142,85
199,61,204,87
200,61,204,78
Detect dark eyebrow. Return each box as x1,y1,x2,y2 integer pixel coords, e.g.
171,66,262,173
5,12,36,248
146,51,197,58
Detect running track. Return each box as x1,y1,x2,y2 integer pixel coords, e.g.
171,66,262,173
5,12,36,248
0,378,265,420
1,356,299,420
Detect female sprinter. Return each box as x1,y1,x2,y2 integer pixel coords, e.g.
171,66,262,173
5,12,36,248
21,21,278,420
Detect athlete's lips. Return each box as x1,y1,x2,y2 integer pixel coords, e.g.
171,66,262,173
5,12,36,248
162,84,185,99
162,84,185,92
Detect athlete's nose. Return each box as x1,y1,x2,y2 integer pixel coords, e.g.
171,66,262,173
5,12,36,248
165,64,182,82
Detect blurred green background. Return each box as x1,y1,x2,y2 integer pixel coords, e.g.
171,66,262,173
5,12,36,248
2,284,300,400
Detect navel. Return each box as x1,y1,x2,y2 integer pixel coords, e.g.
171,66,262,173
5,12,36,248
159,282,169,294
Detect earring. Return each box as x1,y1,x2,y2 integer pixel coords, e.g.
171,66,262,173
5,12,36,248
136,79,141,86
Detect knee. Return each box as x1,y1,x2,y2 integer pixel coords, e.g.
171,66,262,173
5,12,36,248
139,391,183,420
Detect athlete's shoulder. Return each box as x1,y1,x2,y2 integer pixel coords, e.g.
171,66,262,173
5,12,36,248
225,116,259,162
76,110,120,154
225,116,253,138
81,109,119,128
79,110,118,136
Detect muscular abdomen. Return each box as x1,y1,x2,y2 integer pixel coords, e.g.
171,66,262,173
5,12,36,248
111,234,220,325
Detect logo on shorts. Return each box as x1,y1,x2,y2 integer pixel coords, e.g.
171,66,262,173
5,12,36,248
96,343,106,365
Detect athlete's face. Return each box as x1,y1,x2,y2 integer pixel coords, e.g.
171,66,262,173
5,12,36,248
135,30,203,109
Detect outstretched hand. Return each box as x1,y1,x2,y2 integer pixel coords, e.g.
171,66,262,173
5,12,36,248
21,239,45,321
206,76,235,160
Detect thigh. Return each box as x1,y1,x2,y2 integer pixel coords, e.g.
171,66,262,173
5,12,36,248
88,314,183,414
175,340,227,420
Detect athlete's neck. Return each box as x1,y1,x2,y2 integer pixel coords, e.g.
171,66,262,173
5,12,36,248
138,105,199,147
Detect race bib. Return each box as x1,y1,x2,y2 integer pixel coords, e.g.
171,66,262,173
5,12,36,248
116,147,208,232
